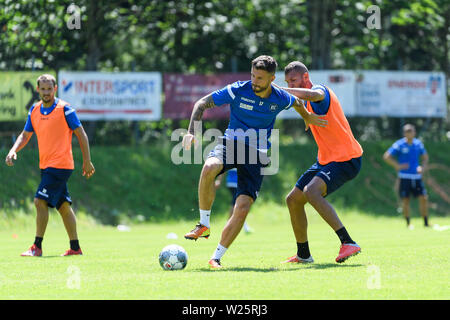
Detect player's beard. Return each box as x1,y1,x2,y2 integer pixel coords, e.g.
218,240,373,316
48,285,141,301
41,95,52,103
252,83,270,93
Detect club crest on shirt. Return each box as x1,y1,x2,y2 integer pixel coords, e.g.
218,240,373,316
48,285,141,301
270,103,277,111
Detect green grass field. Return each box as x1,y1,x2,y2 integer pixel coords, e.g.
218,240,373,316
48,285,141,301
1,203,449,300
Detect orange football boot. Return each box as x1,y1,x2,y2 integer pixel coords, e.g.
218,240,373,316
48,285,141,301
336,243,361,263
281,255,314,264
208,259,223,269
21,244,42,257
184,223,210,240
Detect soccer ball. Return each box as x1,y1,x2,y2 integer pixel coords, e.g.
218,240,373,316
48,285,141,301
159,244,188,270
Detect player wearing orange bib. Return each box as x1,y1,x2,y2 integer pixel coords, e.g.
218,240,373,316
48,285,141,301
5,74,95,257
279,61,363,264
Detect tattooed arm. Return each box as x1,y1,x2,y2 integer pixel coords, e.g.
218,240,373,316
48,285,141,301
187,94,216,134
183,94,217,150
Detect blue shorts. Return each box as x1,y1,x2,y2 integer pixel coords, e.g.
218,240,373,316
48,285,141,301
295,157,362,196
399,178,426,198
35,168,73,209
208,139,266,201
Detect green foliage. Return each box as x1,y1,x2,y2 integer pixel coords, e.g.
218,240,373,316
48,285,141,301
1,0,448,74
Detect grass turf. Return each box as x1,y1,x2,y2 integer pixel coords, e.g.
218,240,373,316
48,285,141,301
0,204,448,300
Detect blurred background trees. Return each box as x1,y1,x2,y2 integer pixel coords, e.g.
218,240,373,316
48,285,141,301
0,0,448,143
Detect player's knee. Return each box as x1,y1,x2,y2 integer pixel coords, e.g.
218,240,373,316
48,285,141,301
286,190,306,208
234,198,252,216
303,185,321,202
57,202,70,214
34,198,46,210
202,161,222,178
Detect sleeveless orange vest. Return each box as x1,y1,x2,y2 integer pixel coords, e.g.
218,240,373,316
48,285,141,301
30,99,75,169
306,86,363,165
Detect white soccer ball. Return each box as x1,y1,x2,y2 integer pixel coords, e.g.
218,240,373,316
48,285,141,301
158,244,188,270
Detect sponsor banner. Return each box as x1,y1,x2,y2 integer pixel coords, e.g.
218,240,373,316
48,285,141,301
0,71,55,121
274,70,357,119
58,71,162,120
163,73,249,119
356,71,446,117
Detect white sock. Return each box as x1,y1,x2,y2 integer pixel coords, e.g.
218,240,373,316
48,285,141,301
199,209,211,228
212,244,227,260
243,221,250,232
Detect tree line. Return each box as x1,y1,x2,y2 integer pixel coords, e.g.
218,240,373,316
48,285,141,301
0,0,448,143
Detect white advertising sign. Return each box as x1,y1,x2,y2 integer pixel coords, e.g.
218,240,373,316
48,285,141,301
58,71,162,120
356,71,446,117
274,70,357,119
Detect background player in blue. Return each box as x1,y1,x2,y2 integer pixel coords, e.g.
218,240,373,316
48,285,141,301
383,124,430,229
215,168,253,234
182,55,327,268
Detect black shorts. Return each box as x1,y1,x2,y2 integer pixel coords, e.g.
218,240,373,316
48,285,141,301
35,167,73,209
295,157,362,196
399,178,426,198
208,139,266,201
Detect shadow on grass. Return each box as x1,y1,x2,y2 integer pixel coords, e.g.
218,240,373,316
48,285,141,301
192,263,364,273
303,263,364,270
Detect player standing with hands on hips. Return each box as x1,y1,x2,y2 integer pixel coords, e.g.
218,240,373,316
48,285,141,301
5,74,95,257
278,61,363,264
182,56,327,268
383,124,430,229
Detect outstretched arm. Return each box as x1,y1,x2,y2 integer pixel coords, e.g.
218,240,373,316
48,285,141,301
291,98,328,131
280,86,325,102
183,94,217,150
73,126,95,179
5,130,33,166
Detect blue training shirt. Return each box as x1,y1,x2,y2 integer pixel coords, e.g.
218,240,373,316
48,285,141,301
387,137,427,179
212,81,296,151
308,84,331,115
24,98,82,132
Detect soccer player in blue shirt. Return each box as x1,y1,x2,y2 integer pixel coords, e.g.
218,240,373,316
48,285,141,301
383,124,430,228
182,55,327,268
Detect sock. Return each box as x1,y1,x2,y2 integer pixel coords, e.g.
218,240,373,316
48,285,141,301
296,241,311,259
211,244,227,261
199,209,211,228
243,221,250,232
424,216,428,226
34,237,43,249
406,217,410,226
70,240,80,251
335,227,355,244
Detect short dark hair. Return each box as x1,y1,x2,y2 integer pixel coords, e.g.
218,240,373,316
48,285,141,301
284,61,309,75
37,74,56,87
251,55,277,74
